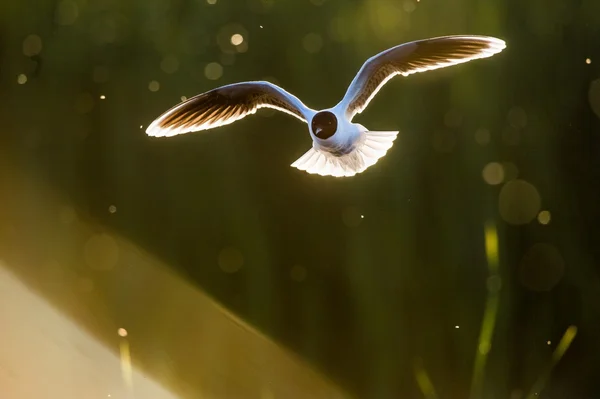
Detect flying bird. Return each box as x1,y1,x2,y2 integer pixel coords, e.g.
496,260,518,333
145,35,506,177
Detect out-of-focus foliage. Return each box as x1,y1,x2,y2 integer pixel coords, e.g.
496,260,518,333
1,0,600,398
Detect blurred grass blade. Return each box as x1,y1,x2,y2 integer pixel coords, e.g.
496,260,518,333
414,358,438,399
470,220,501,399
120,339,134,396
525,325,578,399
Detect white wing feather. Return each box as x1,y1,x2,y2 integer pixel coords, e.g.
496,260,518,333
338,35,506,120
146,81,316,137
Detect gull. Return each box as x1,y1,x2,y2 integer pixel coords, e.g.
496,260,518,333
145,35,506,177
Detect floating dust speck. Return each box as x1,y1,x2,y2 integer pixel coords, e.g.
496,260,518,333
432,130,456,152
84,233,119,271
148,80,160,92
22,34,43,56
17,74,28,84
482,162,504,185
499,179,541,225
537,210,551,225
586,58,591,64
519,243,565,292
507,107,528,129
180,96,187,102
204,62,223,80
302,33,323,54
290,265,307,282
108,205,117,214
342,206,362,227
160,55,179,74
207,0,217,4
547,340,551,345
218,246,244,273
455,325,460,329
100,95,106,99
475,128,491,146
118,328,128,337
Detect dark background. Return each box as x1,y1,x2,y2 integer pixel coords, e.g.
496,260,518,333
1,0,600,398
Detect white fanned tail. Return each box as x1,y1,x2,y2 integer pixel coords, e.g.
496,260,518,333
291,131,399,177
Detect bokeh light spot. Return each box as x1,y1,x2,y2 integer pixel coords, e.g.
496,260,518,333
55,0,79,25
218,247,244,273
482,162,505,185
148,80,160,92
204,62,223,80
17,74,28,84
302,33,323,53
475,128,491,146
586,58,591,64
519,243,565,292
230,33,244,46
108,205,117,214
217,24,248,54
84,233,119,271
499,179,541,225
160,55,180,74
537,210,551,225
23,34,43,57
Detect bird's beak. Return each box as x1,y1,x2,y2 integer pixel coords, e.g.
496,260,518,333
315,127,323,136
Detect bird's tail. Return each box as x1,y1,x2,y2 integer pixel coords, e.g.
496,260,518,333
291,131,399,177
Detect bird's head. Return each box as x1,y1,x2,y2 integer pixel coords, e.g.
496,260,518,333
311,111,338,140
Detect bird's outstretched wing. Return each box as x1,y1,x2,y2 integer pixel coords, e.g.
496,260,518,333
146,81,315,137
337,35,506,120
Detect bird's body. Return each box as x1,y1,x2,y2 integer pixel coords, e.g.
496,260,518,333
146,35,506,177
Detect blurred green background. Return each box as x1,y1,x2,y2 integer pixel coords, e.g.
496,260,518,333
1,0,600,397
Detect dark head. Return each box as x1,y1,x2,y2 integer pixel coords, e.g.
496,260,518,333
311,111,337,139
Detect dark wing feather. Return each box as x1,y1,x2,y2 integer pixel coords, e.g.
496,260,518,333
146,81,315,137
338,35,506,120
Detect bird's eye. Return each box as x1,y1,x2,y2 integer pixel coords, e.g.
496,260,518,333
312,111,337,139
